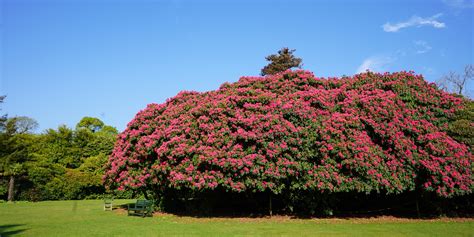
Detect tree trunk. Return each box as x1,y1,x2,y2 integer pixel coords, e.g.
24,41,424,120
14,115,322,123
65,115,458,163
269,193,272,217
415,192,421,218
7,175,15,202
415,190,421,218
457,86,463,95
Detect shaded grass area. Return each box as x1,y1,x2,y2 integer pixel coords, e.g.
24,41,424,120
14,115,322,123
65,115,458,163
0,200,473,236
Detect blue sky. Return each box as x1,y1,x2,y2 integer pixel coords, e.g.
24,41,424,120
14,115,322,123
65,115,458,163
1,0,473,132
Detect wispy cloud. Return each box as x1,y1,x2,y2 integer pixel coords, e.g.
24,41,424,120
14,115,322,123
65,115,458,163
356,56,394,73
422,66,436,76
414,40,432,54
382,13,446,32
442,0,474,9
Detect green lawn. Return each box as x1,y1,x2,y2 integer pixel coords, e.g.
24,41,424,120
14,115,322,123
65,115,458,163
0,200,473,237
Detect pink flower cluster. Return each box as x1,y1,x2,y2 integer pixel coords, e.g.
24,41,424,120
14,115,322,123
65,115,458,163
104,70,473,197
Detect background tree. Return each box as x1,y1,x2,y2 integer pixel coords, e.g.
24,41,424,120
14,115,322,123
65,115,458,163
261,47,303,76
76,116,105,133
0,117,38,201
0,115,119,201
40,125,78,168
438,64,474,96
0,96,6,131
0,96,7,197
18,117,118,200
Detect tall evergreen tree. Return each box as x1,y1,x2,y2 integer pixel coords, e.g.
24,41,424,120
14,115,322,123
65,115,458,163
261,47,303,76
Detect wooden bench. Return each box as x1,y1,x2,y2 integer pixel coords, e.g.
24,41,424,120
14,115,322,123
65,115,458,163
127,200,153,217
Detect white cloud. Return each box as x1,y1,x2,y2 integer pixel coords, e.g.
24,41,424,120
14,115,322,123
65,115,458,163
356,56,394,74
414,40,432,54
382,13,446,32
442,0,474,8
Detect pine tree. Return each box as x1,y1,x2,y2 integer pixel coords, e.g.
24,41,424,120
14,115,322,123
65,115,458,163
261,47,303,76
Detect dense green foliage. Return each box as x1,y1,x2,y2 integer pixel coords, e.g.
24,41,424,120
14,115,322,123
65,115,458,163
0,117,38,201
1,200,473,236
0,113,118,201
447,100,474,150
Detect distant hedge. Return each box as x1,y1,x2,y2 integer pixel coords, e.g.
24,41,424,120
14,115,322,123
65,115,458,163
104,70,473,206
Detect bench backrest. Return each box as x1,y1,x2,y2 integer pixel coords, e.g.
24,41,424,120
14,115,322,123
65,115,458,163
135,200,152,208
104,199,113,204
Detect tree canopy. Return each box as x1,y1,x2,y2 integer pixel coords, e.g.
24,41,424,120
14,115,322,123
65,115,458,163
0,117,119,201
0,117,38,201
261,48,302,76
76,116,105,133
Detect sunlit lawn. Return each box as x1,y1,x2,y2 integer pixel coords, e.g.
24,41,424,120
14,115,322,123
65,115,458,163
0,200,473,236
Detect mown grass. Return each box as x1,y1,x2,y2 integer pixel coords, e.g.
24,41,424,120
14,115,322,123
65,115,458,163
0,199,473,236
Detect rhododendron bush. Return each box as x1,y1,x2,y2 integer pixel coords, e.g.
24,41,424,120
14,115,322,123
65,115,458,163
104,70,473,202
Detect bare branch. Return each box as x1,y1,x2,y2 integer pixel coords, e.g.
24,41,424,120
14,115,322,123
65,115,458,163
439,65,473,95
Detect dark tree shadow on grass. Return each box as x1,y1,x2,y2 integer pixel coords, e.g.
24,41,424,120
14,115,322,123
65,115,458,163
0,224,28,236
154,191,474,220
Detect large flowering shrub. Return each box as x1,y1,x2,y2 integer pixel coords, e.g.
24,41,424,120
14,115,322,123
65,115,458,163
104,70,473,199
